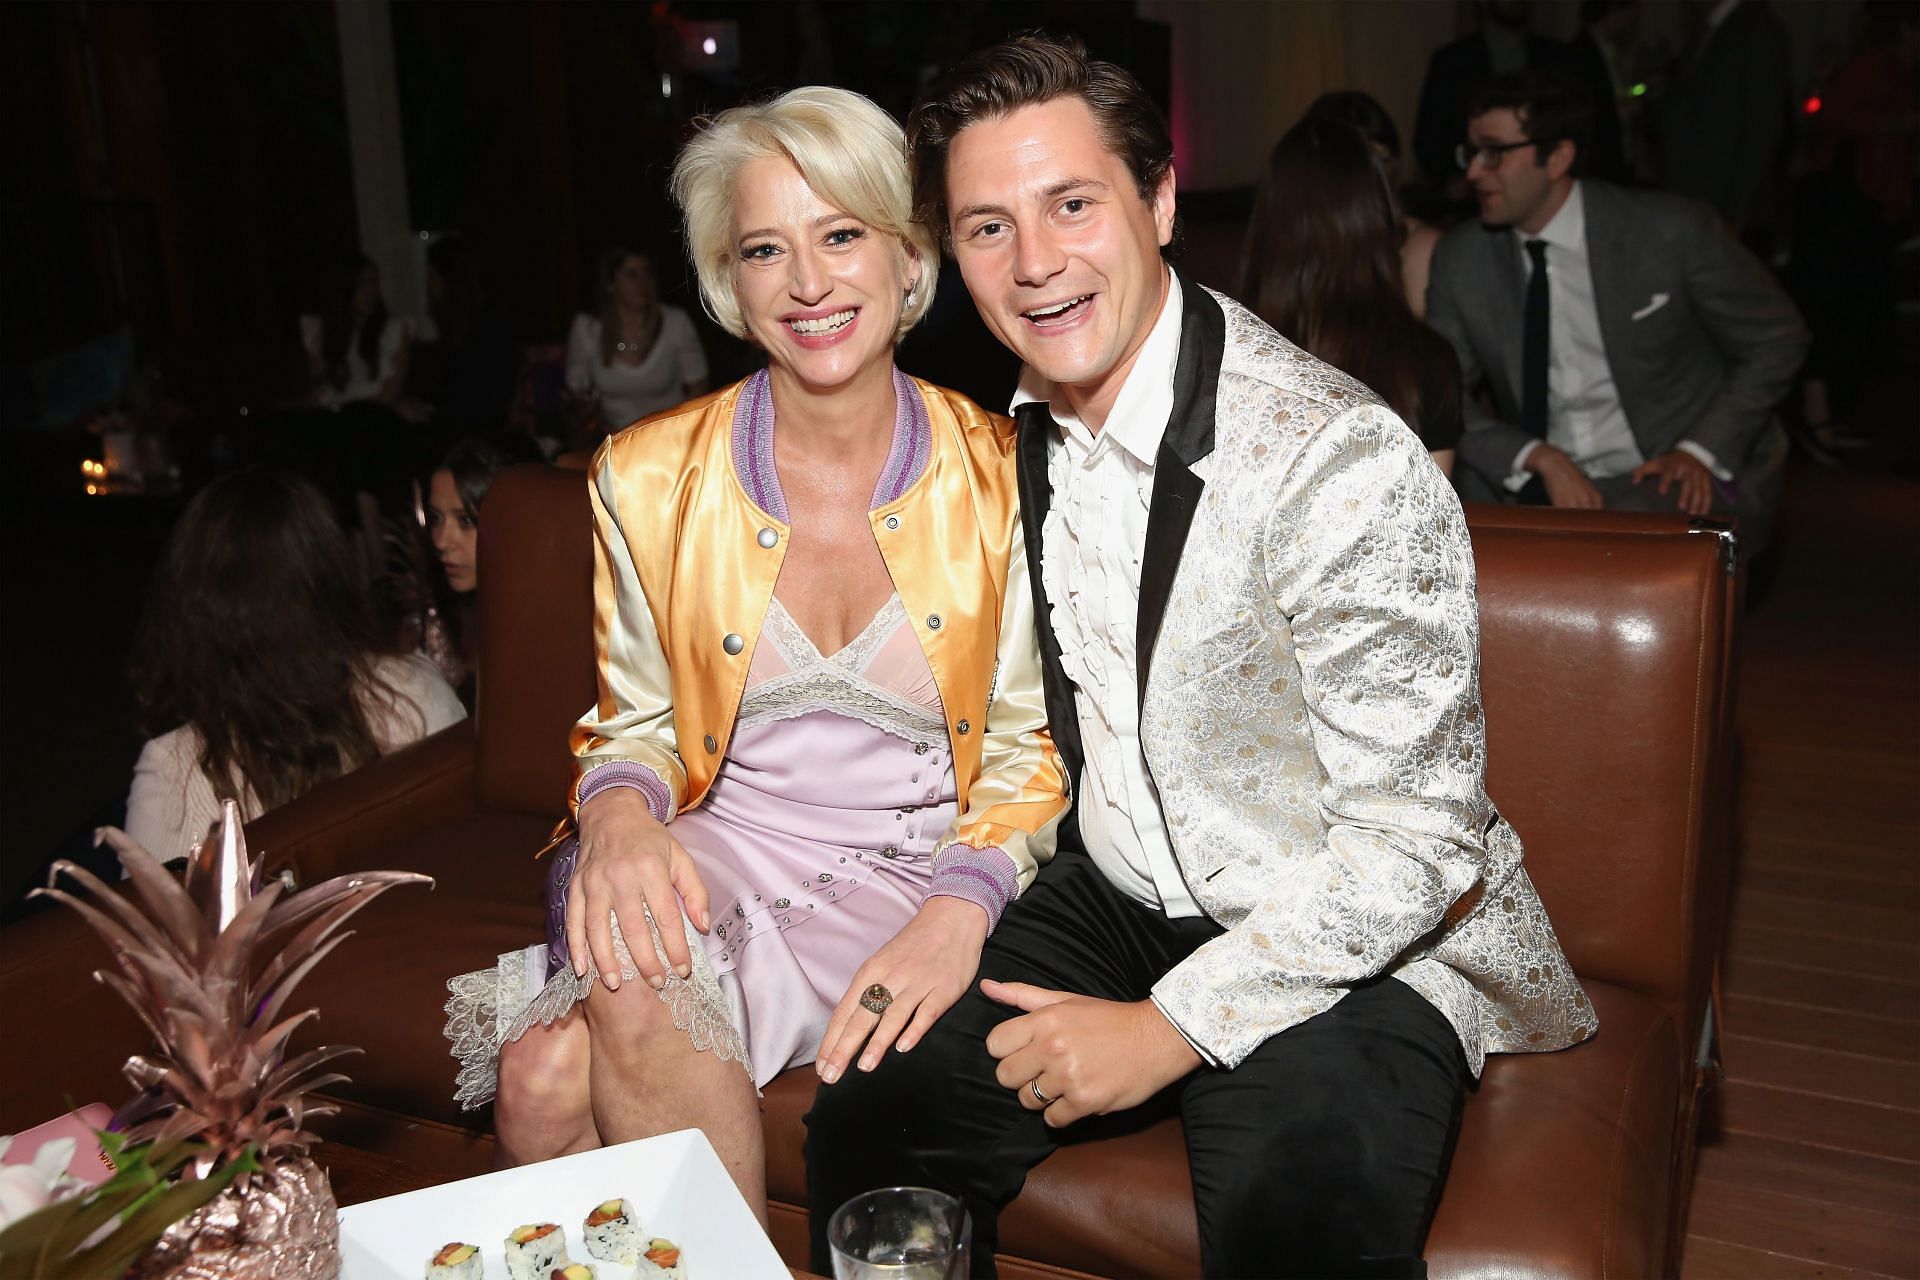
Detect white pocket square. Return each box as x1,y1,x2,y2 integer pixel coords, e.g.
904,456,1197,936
1631,293,1671,321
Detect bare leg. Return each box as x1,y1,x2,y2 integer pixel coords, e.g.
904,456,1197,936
494,1010,601,1169
584,980,766,1224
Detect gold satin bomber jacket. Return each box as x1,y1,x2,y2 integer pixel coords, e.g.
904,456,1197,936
569,374,1068,897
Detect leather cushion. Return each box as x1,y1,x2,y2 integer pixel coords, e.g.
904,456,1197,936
762,982,1675,1280
475,465,597,819
286,813,555,1128
1470,522,1727,1019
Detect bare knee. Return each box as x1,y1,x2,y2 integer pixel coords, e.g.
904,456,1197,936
582,977,677,1065
496,1016,592,1133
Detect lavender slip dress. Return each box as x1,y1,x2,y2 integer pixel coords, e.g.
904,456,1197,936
445,371,957,1103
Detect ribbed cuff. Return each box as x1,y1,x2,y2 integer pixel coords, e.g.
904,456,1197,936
576,761,673,824
926,846,1018,934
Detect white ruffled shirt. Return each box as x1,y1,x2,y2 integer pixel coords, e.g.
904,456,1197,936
1012,270,1200,919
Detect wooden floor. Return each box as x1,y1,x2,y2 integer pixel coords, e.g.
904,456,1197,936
1678,458,1920,1279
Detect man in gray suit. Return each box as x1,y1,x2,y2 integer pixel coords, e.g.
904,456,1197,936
1426,69,1807,550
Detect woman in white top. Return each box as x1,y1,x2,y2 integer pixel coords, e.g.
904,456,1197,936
125,469,465,864
565,246,710,435
301,254,425,419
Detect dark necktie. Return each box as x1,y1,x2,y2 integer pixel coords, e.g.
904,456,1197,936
1522,238,1550,439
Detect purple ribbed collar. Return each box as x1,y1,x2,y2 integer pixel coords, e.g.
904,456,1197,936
730,367,931,522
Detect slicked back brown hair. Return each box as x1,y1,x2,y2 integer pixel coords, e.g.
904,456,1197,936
907,34,1177,247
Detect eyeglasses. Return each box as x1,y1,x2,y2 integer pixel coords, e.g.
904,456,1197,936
1455,140,1537,171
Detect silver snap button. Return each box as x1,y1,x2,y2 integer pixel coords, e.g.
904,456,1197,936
703,734,718,753
926,614,943,630
884,515,901,531
956,719,971,734
723,633,744,655
757,527,778,549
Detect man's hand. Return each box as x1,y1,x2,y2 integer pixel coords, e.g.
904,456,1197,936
1525,444,1604,509
981,981,1202,1127
816,897,990,1084
1631,450,1714,515
567,789,709,992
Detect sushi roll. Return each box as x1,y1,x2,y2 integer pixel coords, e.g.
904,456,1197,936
636,1237,685,1279
503,1223,568,1280
548,1267,595,1280
582,1198,640,1265
426,1242,484,1279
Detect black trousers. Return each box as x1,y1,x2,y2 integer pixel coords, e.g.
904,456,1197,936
805,851,1468,1279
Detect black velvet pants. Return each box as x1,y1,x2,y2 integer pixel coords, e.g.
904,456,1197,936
805,851,1468,1279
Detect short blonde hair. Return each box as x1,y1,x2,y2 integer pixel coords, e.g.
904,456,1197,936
671,86,938,342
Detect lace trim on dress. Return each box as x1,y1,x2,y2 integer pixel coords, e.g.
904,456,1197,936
444,903,752,1110
738,596,947,743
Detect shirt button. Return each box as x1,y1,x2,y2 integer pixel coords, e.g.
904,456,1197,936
703,734,718,753
757,527,778,549
884,515,901,531
723,633,744,655
926,614,943,631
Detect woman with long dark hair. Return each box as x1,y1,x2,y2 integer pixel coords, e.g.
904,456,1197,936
301,254,425,420
1298,91,1447,318
125,469,465,862
395,436,518,705
1236,116,1463,475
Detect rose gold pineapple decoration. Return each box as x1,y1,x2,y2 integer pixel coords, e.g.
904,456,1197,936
38,800,430,1279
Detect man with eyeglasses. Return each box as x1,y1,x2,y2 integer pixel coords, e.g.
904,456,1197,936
1425,69,1807,553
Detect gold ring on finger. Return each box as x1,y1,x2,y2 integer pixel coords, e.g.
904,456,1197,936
859,983,894,1016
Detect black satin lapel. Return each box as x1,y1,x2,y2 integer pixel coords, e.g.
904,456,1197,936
1016,401,1085,789
1135,270,1224,706
1161,269,1223,467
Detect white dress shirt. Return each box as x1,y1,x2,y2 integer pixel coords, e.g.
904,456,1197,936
1508,183,1723,487
1011,269,1201,919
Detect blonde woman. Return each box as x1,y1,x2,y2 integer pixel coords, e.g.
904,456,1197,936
444,87,1067,1216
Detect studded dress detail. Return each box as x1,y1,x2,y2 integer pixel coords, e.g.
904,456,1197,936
445,591,955,1101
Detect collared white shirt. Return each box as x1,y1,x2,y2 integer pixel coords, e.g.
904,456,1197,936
1508,183,1723,487
1011,268,1201,919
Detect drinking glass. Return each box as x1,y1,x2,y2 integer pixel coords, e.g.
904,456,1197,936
827,1186,971,1280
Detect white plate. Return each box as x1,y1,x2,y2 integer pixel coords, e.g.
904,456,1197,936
335,1129,787,1279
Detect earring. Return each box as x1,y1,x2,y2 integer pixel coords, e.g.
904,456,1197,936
904,279,919,306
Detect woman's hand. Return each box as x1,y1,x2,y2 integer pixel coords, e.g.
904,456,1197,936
816,896,989,1083
566,788,710,992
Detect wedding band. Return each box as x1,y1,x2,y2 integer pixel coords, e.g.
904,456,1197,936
1029,1078,1054,1107
859,983,894,1016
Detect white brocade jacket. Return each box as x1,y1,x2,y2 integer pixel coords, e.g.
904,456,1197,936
1014,279,1597,1074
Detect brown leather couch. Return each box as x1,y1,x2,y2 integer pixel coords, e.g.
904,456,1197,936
0,466,1738,1279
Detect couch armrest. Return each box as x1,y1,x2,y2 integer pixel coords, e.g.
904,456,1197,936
249,720,479,886
0,894,144,1132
